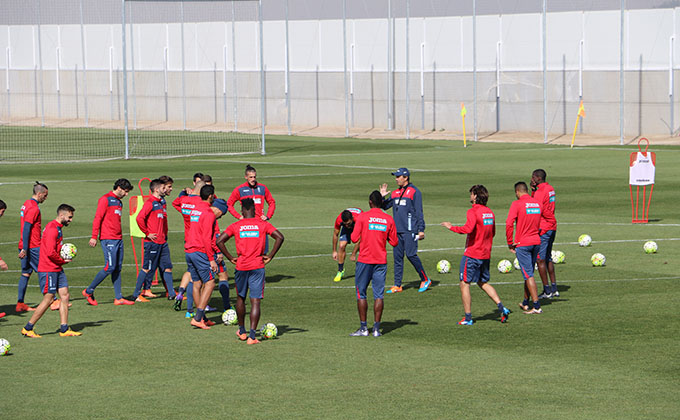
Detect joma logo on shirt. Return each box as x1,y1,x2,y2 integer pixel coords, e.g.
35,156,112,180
240,225,259,231
369,217,387,224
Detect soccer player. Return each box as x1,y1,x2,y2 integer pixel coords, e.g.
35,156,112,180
21,204,81,338
531,169,559,298
216,198,284,345
83,178,135,306
143,175,175,296
184,185,228,330
506,181,542,314
379,168,431,293
131,179,176,302
331,207,362,282
349,191,398,337
440,185,511,325
0,199,7,319
16,182,48,313
227,164,276,222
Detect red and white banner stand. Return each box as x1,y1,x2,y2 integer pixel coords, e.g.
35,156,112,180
629,138,656,223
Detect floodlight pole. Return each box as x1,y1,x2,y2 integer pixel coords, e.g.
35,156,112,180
121,0,129,159
472,0,477,142
542,0,547,143
343,0,349,138
259,0,265,154
405,0,410,140
620,0,624,145
79,0,89,127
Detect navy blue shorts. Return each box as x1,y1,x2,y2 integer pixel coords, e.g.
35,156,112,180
234,268,265,299
354,262,386,300
537,230,556,262
459,256,490,284
516,245,539,280
20,247,40,275
100,239,124,272
142,242,173,273
185,251,216,283
40,271,68,294
216,254,227,274
338,225,354,243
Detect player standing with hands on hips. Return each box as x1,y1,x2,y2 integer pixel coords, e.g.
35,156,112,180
380,168,431,293
531,169,559,299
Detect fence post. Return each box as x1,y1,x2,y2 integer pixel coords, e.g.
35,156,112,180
121,0,129,159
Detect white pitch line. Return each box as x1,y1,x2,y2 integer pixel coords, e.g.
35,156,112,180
1,275,678,291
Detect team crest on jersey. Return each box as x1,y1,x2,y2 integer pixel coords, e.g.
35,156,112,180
114,209,122,216
253,198,262,204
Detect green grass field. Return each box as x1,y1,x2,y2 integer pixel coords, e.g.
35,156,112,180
1,135,679,419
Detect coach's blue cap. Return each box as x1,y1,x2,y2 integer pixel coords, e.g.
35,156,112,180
392,167,410,177
212,199,228,216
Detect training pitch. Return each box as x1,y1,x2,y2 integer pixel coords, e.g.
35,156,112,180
0,135,679,419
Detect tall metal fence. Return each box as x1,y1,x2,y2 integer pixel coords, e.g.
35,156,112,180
0,0,678,160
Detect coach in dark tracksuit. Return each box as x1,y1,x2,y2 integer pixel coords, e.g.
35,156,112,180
380,168,431,293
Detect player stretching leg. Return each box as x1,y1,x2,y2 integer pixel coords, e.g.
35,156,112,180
0,200,8,319
217,198,284,345
349,191,398,337
84,178,134,306
506,182,543,314
16,182,48,312
531,169,559,298
331,208,361,282
441,185,510,325
21,204,81,338
380,168,431,293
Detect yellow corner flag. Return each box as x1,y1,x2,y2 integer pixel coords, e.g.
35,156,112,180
461,103,467,148
571,101,586,149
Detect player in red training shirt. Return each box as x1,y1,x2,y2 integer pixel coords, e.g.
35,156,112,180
16,182,49,313
21,204,81,338
83,178,134,306
506,182,542,314
531,169,559,299
227,165,276,222
0,200,7,319
216,198,284,345
349,191,398,337
185,185,229,330
131,179,176,302
331,207,362,282
440,185,511,325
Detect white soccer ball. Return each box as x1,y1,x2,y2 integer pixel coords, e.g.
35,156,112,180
578,234,592,247
513,258,520,270
643,241,658,254
436,260,451,274
60,243,77,260
591,253,606,267
552,250,565,264
497,259,513,273
0,338,10,356
260,322,278,339
221,309,238,325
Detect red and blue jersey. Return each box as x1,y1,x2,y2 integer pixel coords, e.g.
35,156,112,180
223,218,277,271
351,208,398,264
449,204,495,260
531,182,557,232
38,220,67,272
334,207,362,230
382,184,425,233
91,191,124,240
19,198,42,250
136,196,168,244
184,201,217,261
172,194,202,235
506,194,541,247
227,182,276,220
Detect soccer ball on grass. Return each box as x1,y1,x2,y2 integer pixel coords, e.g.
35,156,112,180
551,250,565,264
643,241,658,254
60,243,77,260
497,259,513,273
260,323,278,340
591,253,606,267
436,260,451,274
221,309,238,325
0,338,10,356
578,234,592,247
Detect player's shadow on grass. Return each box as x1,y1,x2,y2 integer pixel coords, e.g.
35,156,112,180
265,274,295,284
403,279,439,291
381,319,418,335
69,319,113,332
275,324,308,337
